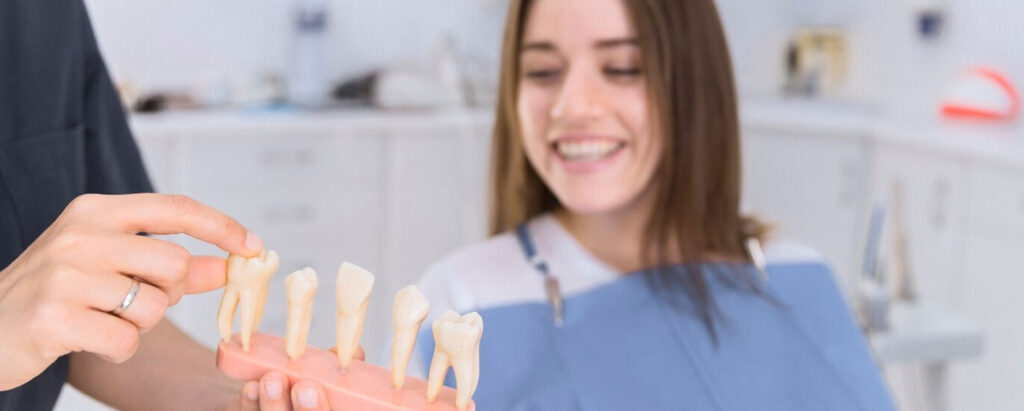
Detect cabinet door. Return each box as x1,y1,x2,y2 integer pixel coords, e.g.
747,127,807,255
868,143,969,306
742,130,866,295
949,228,1024,411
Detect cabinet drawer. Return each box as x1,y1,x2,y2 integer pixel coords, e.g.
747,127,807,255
968,164,1024,235
179,132,383,193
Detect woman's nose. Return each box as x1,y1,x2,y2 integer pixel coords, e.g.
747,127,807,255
550,65,604,122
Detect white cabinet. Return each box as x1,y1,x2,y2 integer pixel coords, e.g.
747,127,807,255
949,228,1024,411
742,129,867,294
945,162,1024,411
866,143,970,307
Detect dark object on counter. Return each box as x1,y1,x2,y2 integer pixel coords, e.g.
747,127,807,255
332,72,378,104
134,94,167,112
131,92,201,113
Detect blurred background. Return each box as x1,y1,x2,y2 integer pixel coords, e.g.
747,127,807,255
58,0,1023,410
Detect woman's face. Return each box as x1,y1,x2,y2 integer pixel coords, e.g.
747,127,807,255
517,0,660,216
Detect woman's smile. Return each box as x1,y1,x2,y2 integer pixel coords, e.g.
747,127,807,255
550,135,628,174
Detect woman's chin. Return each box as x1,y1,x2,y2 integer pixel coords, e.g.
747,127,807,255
553,188,636,217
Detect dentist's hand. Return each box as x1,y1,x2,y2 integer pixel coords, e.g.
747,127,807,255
0,193,262,390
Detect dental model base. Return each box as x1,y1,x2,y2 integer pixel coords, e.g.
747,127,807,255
216,260,480,410
218,332,469,410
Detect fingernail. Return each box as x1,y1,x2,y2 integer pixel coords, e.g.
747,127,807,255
245,232,263,253
264,379,282,399
298,387,318,408
245,383,258,401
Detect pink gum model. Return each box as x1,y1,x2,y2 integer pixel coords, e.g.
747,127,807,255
218,332,473,411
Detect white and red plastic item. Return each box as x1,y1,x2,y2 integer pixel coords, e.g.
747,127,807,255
941,67,1019,120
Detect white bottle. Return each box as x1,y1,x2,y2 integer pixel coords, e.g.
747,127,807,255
286,0,330,108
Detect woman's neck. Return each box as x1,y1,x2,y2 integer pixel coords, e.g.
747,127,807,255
554,191,655,273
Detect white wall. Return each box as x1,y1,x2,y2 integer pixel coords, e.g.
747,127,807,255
83,0,507,91
86,0,1024,122
717,0,1024,121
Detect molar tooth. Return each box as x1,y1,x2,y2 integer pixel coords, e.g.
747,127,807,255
391,285,430,389
284,268,318,360
335,262,375,369
217,250,279,351
427,310,483,409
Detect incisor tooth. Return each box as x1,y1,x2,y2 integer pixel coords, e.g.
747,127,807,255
284,268,318,360
336,262,374,369
217,250,279,351
391,285,430,389
427,310,483,409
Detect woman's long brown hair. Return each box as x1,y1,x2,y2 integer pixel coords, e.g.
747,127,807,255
488,0,770,340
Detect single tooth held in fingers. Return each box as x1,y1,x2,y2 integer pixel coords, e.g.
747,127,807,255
335,262,374,370
427,310,483,409
391,285,430,389
217,250,279,351
284,267,318,360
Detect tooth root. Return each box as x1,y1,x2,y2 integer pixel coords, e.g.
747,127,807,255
335,262,375,369
392,285,430,389
392,328,419,389
217,251,279,351
451,352,476,409
426,349,452,402
427,311,483,409
217,288,239,342
238,290,258,351
285,268,319,360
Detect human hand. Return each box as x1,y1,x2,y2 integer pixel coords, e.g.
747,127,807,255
0,193,262,390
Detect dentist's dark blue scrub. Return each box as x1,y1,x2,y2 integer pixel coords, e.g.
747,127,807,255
0,0,152,409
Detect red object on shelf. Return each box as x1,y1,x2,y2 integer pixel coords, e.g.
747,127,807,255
941,67,1019,120
217,333,473,411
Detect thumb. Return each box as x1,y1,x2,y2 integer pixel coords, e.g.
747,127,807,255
185,255,228,294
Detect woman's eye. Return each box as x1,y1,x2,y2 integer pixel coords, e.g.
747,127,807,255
604,67,642,77
524,69,562,80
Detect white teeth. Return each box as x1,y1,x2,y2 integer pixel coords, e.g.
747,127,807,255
391,285,430,389
218,250,279,351
555,140,621,161
427,310,483,409
284,268,318,360
335,262,375,370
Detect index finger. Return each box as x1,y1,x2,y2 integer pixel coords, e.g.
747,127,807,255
96,194,263,257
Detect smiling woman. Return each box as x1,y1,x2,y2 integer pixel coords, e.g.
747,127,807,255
494,0,757,333
411,0,894,409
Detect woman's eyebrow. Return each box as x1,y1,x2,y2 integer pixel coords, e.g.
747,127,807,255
594,37,639,49
520,40,557,52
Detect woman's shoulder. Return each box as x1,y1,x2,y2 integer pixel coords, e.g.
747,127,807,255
417,231,541,318
762,239,826,265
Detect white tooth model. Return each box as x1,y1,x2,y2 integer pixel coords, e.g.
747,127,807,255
335,262,375,370
391,285,430,389
427,310,483,409
284,268,318,360
218,250,279,351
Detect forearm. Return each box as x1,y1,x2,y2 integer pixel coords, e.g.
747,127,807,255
69,319,239,410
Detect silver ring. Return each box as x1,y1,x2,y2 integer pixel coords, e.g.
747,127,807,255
110,277,141,316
